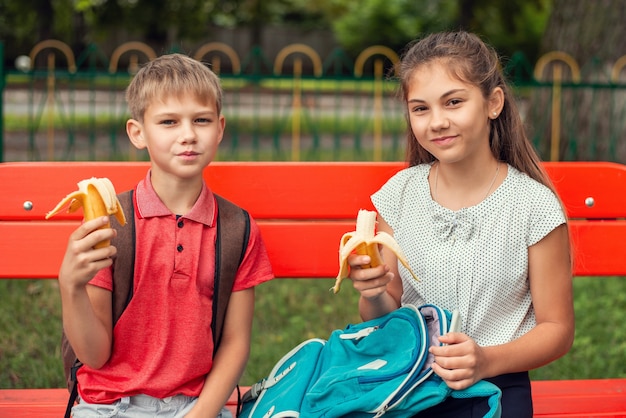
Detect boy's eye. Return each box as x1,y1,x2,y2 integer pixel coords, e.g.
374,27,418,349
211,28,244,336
195,117,212,123
160,119,176,125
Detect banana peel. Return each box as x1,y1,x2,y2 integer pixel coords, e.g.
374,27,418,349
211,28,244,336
333,209,419,293
45,177,126,248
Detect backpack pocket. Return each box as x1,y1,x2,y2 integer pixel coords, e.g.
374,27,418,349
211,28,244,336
301,305,428,417
240,338,326,418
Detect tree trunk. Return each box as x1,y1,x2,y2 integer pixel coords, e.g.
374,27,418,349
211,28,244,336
541,0,626,64
529,0,626,162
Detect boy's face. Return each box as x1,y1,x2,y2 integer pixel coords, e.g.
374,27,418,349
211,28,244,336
126,94,224,181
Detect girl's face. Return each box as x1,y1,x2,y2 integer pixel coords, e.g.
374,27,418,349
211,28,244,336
406,61,501,166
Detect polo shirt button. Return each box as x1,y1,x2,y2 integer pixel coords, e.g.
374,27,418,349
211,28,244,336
177,220,184,228
177,244,183,252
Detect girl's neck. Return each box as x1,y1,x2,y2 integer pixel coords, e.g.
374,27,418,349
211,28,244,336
431,159,504,210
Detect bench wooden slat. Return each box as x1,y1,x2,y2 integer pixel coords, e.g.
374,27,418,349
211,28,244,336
544,161,626,219
0,388,240,417
2,219,626,279
0,388,66,418
1,381,625,418
0,161,394,221
2,161,626,221
532,379,626,417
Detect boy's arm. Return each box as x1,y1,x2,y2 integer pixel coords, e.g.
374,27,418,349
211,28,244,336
186,287,255,418
58,216,115,369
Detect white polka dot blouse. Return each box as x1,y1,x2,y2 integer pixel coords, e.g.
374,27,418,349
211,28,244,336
371,163,566,347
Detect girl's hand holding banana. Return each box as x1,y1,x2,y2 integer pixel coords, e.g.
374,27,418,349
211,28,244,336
333,209,418,293
45,177,126,249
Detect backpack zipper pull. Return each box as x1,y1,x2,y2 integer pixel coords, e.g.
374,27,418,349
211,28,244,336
339,326,379,340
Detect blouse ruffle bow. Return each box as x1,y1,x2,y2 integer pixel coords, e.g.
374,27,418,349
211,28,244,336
432,206,477,242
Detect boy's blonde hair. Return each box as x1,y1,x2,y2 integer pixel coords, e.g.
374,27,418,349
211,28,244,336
125,53,223,121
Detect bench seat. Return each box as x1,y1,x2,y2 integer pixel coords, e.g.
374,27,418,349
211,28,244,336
1,161,626,417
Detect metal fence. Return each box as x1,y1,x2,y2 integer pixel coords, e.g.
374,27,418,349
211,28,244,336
1,40,625,163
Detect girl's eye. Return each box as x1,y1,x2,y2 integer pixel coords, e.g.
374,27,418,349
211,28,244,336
411,105,427,113
447,99,462,106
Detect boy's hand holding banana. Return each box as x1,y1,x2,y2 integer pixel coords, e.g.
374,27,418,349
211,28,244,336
333,209,419,293
45,177,126,248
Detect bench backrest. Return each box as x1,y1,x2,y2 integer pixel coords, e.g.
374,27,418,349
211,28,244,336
1,161,626,279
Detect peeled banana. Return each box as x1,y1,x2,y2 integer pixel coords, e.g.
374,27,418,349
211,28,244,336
45,177,126,249
333,209,419,293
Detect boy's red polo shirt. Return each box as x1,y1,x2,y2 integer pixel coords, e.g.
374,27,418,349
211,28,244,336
78,171,274,404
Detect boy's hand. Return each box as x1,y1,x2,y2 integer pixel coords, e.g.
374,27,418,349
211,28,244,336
58,216,117,289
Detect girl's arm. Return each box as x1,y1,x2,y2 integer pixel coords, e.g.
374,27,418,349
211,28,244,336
430,224,574,389
58,216,115,369
186,288,255,418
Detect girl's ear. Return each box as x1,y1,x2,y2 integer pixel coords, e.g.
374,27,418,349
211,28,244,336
126,119,147,149
488,87,505,119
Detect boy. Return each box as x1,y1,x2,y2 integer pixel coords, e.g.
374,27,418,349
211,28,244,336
58,53,274,417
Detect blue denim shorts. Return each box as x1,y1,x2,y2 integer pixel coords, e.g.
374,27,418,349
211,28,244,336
72,394,233,418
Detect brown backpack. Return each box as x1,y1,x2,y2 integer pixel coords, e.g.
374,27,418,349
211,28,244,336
62,190,250,417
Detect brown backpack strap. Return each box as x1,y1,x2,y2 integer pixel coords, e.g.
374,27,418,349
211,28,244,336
110,190,135,324
212,194,250,354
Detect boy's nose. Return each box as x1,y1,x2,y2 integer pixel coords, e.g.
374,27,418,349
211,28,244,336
179,123,197,143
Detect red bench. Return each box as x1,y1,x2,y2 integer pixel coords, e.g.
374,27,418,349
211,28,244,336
1,161,625,417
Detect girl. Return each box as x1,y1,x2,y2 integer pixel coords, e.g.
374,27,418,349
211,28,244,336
348,31,574,417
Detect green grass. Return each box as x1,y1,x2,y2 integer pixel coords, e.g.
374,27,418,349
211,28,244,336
0,276,624,389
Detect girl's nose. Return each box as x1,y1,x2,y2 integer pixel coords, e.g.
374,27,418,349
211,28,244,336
430,109,450,131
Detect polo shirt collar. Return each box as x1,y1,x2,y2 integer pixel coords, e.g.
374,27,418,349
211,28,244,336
135,170,216,227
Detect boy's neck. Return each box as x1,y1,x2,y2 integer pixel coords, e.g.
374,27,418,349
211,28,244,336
150,173,203,216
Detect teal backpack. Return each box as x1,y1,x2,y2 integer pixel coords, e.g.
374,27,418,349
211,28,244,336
240,304,502,417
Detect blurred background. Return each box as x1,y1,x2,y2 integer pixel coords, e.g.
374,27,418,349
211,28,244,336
1,0,625,162
1,0,625,390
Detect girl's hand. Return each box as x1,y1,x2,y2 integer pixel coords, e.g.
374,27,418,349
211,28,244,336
347,253,394,301
429,332,488,390
58,216,117,289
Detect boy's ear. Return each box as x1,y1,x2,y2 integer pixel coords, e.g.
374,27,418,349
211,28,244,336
126,119,147,149
217,115,226,144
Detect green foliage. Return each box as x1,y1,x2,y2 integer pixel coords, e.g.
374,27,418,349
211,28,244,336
0,0,39,44
0,0,553,63
328,0,456,58
305,0,552,61
472,0,552,62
